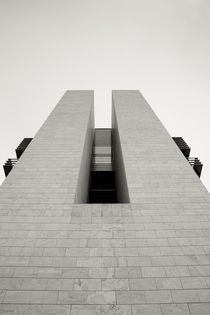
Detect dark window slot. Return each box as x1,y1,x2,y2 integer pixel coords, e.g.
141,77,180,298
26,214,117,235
88,129,117,203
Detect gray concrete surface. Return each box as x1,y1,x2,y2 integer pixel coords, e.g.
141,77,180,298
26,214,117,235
0,90,210,314
112,102,129,203
112,90,209,204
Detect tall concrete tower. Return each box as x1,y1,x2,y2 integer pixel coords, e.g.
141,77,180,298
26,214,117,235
0,90,209,314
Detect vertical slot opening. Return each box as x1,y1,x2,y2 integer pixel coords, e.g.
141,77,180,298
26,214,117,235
88,125,130,203
89,129,117,203
76,101,130,204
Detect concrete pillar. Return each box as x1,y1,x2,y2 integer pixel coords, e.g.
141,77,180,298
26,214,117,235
112,90,209,203
1,90,94,205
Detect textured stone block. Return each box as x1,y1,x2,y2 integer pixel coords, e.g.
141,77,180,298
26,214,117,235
161,304,190,315
116,291,146,304
132,304,162,315
72,305,101,315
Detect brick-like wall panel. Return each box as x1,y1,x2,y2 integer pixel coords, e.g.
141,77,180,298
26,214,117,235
1,91,94,204
0,90,210,314
112,90,209,203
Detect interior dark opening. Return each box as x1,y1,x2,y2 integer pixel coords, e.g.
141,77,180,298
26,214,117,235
88,128,117,203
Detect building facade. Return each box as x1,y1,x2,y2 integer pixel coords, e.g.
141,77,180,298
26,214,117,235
0,90,210,314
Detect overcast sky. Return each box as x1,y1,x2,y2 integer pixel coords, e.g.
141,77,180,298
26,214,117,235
0,0,210,191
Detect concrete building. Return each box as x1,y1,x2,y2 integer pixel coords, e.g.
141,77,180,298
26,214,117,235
0,90,210,314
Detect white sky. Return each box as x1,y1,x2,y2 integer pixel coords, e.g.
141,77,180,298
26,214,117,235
0,0,210,191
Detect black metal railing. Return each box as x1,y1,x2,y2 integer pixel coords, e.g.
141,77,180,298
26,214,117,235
3,138,33,177
3,159,18,177
172,137,203,177
16,138,32,159
187,157,203,177
172,137,190,158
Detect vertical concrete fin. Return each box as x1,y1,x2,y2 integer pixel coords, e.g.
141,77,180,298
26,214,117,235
75,94,95,203
1,90,94,205
112,90,208,203
112,93,130,203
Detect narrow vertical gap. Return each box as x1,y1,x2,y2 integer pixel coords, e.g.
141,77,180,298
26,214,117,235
88,129,117,203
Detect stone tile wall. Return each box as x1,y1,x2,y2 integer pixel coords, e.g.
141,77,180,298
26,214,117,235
0,91,209,314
